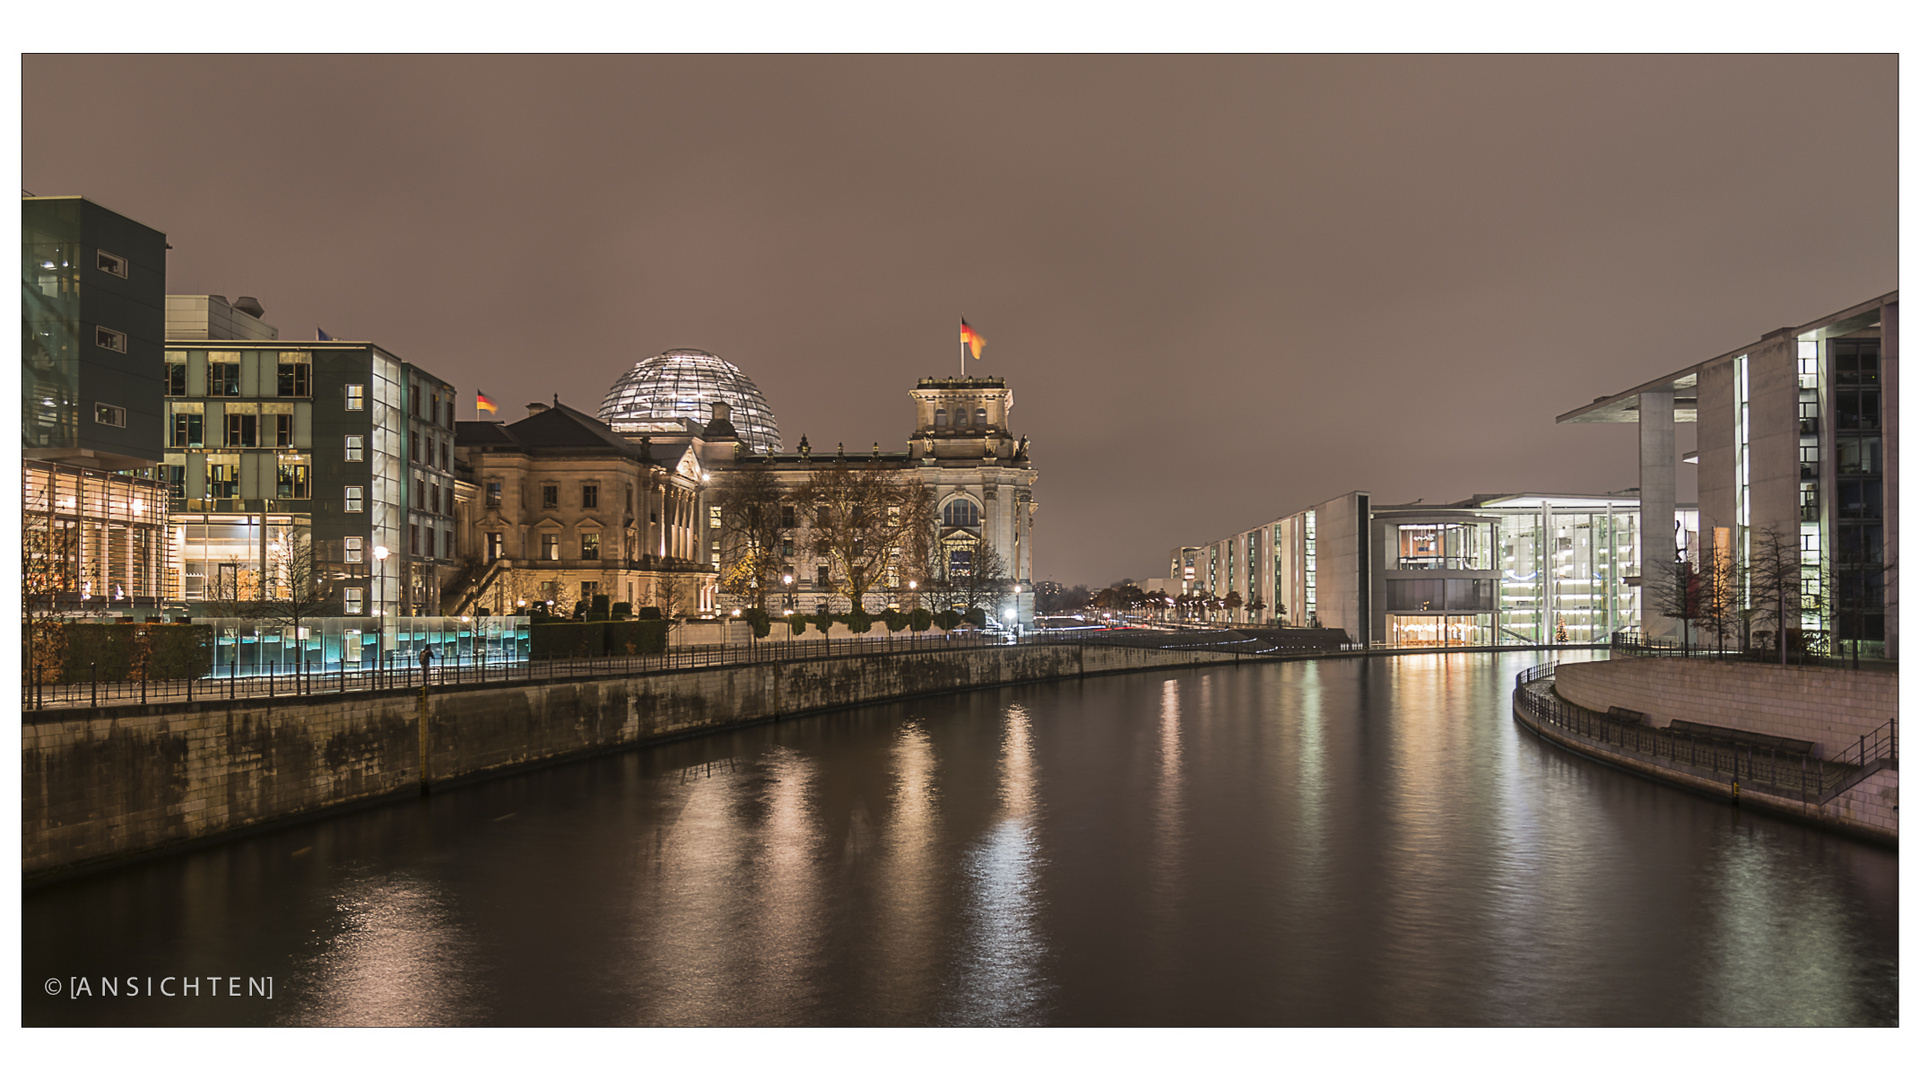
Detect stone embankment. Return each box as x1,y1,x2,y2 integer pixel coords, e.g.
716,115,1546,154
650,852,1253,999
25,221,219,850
1514,661,1897,845
24,641,1246,880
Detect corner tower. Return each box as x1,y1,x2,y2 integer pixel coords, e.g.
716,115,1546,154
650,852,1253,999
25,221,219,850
909,375,1037,626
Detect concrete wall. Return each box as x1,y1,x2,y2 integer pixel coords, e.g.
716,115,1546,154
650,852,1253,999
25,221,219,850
1554,657,1895,757
23,643,1239,878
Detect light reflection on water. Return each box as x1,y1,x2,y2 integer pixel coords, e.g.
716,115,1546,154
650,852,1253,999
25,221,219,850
21,652,1898,1026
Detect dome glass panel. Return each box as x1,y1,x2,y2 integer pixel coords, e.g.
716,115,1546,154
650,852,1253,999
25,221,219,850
598,349,782,454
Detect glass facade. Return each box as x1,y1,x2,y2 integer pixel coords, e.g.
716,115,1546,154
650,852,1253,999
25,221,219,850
199,616,530,678
599,349,782,454
22,211,81,452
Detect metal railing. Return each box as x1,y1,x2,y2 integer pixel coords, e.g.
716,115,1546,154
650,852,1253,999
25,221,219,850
20,624,1292,713
1513,665,1875,804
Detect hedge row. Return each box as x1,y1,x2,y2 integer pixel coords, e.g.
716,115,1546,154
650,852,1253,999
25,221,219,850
529,619,668,659
25,623,215,683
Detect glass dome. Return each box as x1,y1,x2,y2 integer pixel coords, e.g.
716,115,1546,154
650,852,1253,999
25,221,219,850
598,349,782,454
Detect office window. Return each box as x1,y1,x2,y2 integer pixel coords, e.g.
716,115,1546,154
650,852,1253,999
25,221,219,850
277,358,311,396
344,485,364,512
345,537,364,564
542,484,558,509
542,533,560,560
166,361,187,395
486,532,504,561
165,464,185,499
343,588,364,615
96,250,128,278
485,480,502,507
208,360,240,395
582,483,598,509
94,403,126,428
345,435,364,461
274,413,294,447
582,532,601,559
96,326,128,353
225,413,258,448
207,460,240,499
276,462,310,499
345,384,366,411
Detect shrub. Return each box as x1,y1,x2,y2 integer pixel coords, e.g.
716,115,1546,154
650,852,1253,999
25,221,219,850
606,619,667,656
638,606,663,621
588,593,612,621
933,610,962,631
610,601,632,620
843,608,873,634
32,623,213,683
964,607,987,628
882,609,909,632
531,620,605,658
910,609,933,633
743,608,772,638
788,613,809,636
812,610,834,635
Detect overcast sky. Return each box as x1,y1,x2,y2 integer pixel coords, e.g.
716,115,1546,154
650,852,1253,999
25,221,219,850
23,55,1896,587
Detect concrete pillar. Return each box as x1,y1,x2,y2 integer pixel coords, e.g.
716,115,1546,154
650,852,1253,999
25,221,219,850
1639,389,1677,638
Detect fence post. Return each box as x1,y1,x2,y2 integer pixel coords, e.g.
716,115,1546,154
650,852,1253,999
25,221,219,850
91,662,97,708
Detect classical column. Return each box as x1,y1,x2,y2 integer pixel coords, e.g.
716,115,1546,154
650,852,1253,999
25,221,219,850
1639,389,1677,638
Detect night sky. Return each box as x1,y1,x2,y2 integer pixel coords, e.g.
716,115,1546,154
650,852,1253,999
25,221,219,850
23,55,1896,588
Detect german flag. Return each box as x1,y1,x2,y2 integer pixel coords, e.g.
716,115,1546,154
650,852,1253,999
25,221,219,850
960,317,986,360
476,391,497,414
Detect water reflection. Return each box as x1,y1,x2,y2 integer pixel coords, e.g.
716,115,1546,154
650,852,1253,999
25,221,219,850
945,702,1049,1025
21,653,1898,1027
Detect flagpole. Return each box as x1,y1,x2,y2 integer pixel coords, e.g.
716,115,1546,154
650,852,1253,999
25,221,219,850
959,318,966,378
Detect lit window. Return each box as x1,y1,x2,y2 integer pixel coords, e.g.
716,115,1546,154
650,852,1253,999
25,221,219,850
166,360,187,395
582,532,601,559
208,360,240,395
542,533,559,560
345,537,364,563
277,358,311,396
485,480,502,507
94,403,126,428
343,588,363,614
96,250,128,278
345,485,364,512
345,384,366,411
96,327,128,353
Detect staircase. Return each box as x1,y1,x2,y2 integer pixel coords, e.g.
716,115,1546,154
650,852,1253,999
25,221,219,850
448,559,514,617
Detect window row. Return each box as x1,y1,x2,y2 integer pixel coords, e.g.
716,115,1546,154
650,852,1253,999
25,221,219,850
165,352,313,397
167,459,313,500
931,407,992,429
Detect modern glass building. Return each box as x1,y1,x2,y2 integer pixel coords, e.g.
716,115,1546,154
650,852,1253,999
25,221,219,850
21,196,173,614
1559,291,1897,658
599,349,782,455
162,303,457,618
1183,491,1695,647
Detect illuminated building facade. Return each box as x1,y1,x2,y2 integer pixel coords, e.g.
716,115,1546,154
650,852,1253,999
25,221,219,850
161,301,456,617
1560,291,1897,658
453,401,715,616
21,196,173,612
1185,492,1693,647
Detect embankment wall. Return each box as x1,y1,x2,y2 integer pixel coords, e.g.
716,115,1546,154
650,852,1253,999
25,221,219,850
23,644,1231,878
1553,657,1896,757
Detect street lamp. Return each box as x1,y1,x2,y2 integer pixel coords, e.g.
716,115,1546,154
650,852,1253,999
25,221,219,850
783,571,795,616
373,544,390,688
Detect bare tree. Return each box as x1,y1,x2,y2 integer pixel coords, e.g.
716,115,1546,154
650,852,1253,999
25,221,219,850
797,463,936,616
954,538,1012,615
710,463,788,611
22,488,76,698
256,530,331,687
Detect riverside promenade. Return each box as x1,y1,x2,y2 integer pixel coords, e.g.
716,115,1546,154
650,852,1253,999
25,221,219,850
1513,662,1897,845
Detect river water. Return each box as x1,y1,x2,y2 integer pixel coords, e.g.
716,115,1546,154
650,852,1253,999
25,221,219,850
22,650,1897,1026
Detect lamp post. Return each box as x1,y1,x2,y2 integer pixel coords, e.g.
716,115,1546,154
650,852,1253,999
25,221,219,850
782,571,795,616
373,544,390,688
